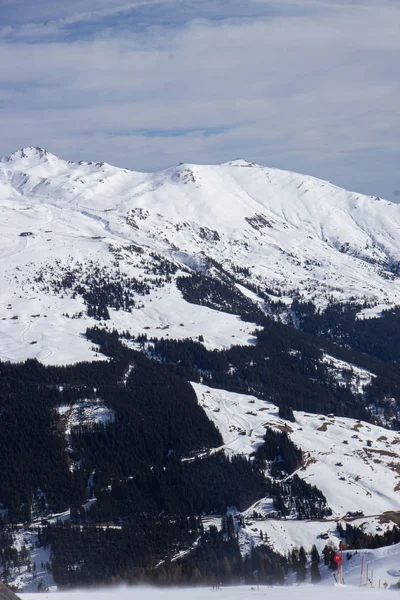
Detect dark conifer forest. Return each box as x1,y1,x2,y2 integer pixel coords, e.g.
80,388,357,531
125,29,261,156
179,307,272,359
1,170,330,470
0,295,400,589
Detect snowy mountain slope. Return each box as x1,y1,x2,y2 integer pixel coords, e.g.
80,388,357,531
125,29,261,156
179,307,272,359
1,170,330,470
321,355,375,395
1,147,400,364
236,513,396,559
332,542,400,588
191,382,400,560
2,147,400,593
191,383,400,517
7,529,56,593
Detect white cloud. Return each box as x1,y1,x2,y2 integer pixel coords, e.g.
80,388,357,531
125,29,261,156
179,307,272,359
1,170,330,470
2,1,176,39
0,1,399,199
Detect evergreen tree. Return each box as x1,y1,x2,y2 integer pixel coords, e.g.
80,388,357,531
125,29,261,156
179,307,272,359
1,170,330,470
310,545,321,583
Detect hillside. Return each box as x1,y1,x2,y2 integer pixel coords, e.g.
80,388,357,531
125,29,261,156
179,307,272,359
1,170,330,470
0,582,20,600
0,147,399,592
1,147,400,365
192,383,400,516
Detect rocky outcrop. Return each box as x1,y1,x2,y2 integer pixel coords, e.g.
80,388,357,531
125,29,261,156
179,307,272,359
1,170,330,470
0,582,20,600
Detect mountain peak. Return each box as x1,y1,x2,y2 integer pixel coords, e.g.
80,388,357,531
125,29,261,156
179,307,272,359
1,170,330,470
0,146,64,168
222,159,259,168
4,146,48,159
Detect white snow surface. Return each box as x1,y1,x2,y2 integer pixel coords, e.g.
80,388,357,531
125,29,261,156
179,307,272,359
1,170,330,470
192,383,400,517
337,542,400,588
321,354,375,394
236,514,396,558
1,147,400,365
57,401,115,435
8,529,56,593
18,582,392,599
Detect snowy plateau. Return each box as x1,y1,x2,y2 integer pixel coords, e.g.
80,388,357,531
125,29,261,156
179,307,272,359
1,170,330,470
1,147,400,594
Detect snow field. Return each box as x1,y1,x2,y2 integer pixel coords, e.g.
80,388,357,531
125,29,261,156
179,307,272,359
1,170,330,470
1,147,400,365
57,401,115,435
192,382,400,519
7,529,56,593
321,355,375,395
18,582,389,600
336,542,400,588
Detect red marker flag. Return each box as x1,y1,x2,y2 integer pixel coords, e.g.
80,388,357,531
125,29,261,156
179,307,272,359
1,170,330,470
334,554,342,564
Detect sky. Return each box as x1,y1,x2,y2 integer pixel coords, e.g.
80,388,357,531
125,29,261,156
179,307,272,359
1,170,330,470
0,0,399,199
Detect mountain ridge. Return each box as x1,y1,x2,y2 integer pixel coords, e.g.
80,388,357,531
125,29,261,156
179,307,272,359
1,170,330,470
1,146,399,365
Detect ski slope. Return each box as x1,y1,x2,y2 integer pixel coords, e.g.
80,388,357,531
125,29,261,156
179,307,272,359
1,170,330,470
18,582,393,599
336,542,400,588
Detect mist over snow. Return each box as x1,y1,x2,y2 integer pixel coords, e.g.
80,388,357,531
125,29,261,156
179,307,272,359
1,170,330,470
18,583,387,600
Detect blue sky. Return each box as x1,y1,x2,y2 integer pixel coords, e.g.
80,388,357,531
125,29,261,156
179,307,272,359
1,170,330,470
0,0,399,199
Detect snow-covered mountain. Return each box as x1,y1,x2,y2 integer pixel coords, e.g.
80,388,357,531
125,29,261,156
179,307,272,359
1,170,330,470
1,146,400,364
1,147,400,594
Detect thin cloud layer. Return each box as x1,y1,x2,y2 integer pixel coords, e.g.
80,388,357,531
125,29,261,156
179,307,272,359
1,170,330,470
0,0,399,198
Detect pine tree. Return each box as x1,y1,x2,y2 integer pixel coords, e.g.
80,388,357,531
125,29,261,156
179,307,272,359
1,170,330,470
295,547,306,583
310,561,321,583
322,544,330,566
310,544,321,583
